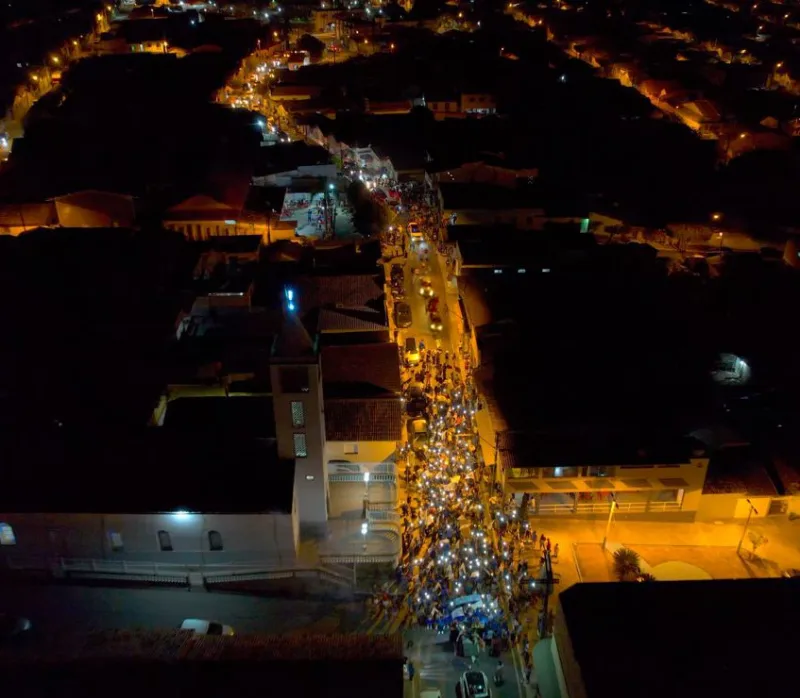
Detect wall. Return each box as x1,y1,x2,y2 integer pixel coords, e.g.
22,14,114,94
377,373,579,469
696,492,741,521
0,511,298,568
271,360,330,530
325,441,397,472
734,496,771,519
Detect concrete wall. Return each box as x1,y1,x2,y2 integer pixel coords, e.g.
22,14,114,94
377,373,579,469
696,492,741,521
325,441,396,472
0,511,298,567
271,360,330,530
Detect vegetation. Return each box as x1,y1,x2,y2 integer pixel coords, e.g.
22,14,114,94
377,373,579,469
612,547,642,581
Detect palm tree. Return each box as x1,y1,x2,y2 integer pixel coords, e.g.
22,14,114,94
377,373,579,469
612,547,642,581
637,573,657,582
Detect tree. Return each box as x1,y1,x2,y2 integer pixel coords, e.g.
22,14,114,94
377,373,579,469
297,34,326,62
612,547,642,581
636,573,657,582
346,180,387,237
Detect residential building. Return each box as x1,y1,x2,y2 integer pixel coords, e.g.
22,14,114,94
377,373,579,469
0,432,298,573
0,202,57,235
544,580,798,698
498,433,710,518
460,92,496,115
53,190,138,228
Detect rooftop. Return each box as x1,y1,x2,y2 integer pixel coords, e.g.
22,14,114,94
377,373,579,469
324,398,403,442
497,432,705,470
163,397,276,440
560,579,800,698
1,630,403,698
0,431,294,514
322,343,401,397
296,273,388,333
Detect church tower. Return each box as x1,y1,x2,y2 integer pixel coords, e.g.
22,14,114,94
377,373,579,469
270,287,329,537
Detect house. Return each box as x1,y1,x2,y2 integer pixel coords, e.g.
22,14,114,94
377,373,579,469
252,142,335,187
322,343,403,475
53,189,138,228
438,182,586,231
460,92,496,115
163,191,294,243
498,433,710,519
287,51,310,71
0,202,57,235
426,95,461,119
548,580,799,698
270,84,322,101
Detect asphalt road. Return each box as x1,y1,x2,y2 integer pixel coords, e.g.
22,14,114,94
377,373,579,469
0,583,366,636
407,627,524,698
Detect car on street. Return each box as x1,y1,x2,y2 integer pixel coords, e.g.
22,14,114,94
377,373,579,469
429,312,443,332
180,619,235,636
408,417,429,447
391,263,404,281
391,285,407,300
0,614,32,642
412,263,430,277
404,336,420,366
395,302,413,328
459,670,490,698
408,221,423,240
406,382,428,417
418,277,434,298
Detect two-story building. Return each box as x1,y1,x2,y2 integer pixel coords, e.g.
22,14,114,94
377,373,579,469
498,433,710,519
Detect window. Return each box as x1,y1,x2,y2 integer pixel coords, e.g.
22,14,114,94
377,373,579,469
0,523,16,546
541,466,580,478
344,443,359,455
293,433,308,458
157,530,173,551
291,400,306,428
208,530,223,551
584,466,615,477
109,531,124,552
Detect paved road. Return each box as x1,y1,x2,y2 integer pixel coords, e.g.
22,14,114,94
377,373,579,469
406,627,525,698
0,583,366,636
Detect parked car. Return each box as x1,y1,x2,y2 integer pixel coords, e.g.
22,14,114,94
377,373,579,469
418,277,434,298
404,336,420,365
392,285,407,300
0,614,32,642
408,417,428,447
180,619,234,636
395,301,413,328
391,263,404,281
406,382,428,417
459,670,490,698
408,221,423,240
429,311,443,332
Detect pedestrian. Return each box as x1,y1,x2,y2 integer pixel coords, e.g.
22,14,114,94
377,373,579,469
531,530,537,546
553,543,560,559
407,660,415,682
546,538,552,554
540,535,547,551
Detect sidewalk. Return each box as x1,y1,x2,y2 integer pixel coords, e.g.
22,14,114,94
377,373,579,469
527,516,800,586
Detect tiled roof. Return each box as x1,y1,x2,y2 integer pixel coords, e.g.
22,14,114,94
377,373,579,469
315,273,385,306
324,398,402,441
296,273,388,332
322,343,401,397
318,306,387,331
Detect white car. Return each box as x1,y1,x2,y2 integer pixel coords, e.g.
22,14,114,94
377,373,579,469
180,619,235,636
418,278,434,298
459,670,490,698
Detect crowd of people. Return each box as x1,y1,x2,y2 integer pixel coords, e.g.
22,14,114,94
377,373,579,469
370,202,560,690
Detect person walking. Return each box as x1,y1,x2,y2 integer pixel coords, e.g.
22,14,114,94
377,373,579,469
553,542,560,559
407,660,415,682
540,535,547,551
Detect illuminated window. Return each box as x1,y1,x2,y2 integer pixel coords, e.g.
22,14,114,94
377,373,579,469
0,523,16,546
293,433,308,458
109,532,124,551
208,530,223,551
157,530,173,551
291,400,306,427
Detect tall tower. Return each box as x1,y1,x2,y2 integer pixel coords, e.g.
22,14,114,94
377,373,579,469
270,287,329,538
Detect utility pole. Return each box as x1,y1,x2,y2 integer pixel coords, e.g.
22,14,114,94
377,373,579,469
538,549,559,638
601,496,618,550
737,498,758,555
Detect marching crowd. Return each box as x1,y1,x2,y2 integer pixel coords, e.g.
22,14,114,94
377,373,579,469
370,202,559,690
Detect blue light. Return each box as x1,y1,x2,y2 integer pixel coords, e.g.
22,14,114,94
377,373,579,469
288,301,295,311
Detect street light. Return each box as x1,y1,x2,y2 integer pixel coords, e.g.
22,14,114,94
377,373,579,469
601,495,618,550
737,499,758,554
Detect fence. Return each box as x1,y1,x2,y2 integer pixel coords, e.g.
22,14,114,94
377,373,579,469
537,500,680,515
329,473,397,484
